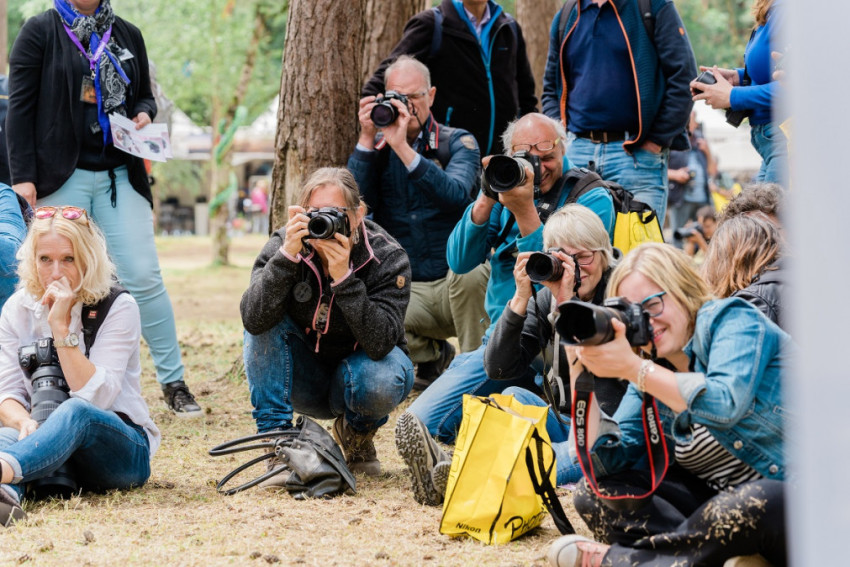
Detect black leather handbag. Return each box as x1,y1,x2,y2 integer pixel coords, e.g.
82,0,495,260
210,416,356,499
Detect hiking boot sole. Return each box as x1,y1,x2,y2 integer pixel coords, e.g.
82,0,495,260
395,412,444,506
431,460,451,496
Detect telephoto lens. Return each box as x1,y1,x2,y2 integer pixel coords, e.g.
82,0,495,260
525,252,564,283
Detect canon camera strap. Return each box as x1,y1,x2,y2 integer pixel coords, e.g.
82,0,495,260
572,369,670,511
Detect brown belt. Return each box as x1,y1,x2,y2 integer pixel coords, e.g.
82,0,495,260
574,130,628,144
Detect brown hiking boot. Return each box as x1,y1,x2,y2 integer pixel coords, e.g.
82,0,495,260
332,416,381,476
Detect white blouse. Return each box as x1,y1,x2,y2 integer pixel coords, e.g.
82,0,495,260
0,289,160,455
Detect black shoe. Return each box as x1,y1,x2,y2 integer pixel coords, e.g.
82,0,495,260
0,488,25,528
414,341,456,391
162,381,203,418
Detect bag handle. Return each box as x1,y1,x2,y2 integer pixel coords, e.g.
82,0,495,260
526,429,575,535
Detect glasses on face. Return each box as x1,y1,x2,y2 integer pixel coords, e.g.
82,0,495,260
34,206,90,226
549,248,595,266
512,139,560,153
640,291,666,318
400,91,428,101
306,206,351,214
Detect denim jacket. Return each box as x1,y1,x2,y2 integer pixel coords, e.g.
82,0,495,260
591,297,793,481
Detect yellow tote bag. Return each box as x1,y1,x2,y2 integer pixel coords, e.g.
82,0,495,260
612,208,665,256
439,394,555,545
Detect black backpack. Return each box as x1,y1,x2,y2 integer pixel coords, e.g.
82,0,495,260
81,285,129,357
557,0,655,41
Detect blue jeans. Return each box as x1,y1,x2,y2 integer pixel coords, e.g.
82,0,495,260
0,398,151,501
243,316,414,433
38,168,184,386
751,122,789,187
407,340,538,444
567,136,670,227
0,185,27,310
502,386,584,486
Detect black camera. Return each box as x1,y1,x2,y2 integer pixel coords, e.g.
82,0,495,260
693,70,752,128
673,223,704,241
555,297,653,347
526,251,564,283
481,151,541,199
18,338,78,498
306,208,351,240
370,91,409,128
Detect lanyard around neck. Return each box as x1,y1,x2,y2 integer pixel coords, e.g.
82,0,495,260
62,24,113,78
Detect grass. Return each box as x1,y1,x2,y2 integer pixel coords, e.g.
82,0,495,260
0,234,590,566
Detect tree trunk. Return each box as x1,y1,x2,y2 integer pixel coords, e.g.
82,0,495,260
360,0,427,85
516,0,562,105
270,0,366,231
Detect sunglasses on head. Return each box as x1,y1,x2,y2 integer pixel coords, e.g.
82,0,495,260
34,206,90,226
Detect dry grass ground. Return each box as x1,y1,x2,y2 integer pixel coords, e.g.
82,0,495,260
0,234,591,566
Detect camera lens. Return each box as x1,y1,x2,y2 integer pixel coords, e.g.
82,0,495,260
307,214,336,239
484,156,527,192
525,252,564,283
370,102,398,128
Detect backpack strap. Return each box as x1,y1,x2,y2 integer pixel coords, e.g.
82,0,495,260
563,168,609,205
557,0,576,41
429,7,443,59
81,285,130,357
559,0,654,41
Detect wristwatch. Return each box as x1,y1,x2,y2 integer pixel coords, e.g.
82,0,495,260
54,332,79,348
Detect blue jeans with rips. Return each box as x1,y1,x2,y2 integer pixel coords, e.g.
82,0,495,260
0,184,27,310
751,122,789,187
501,386,584,486
407,339,539,444
37,167,184,386
0,398,151,501
567,135,670,227
243,316,414,434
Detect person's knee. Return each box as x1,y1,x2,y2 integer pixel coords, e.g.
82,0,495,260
344,352,412,419
48,397,95,426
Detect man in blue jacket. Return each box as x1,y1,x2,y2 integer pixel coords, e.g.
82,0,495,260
348,57,488,391
541,0,697,226
394,112,615,506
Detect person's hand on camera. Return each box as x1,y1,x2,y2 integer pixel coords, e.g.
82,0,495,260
699,65,739,86
282,205,310,258
574,319,643,380
471,155,501,224
691,66,733,109
42,276,76,337
509,252,534,316
357,96,379,149
685,226,708,253
668,167,691,184
310,232,353,282
380,99,418,166
540,250,578,305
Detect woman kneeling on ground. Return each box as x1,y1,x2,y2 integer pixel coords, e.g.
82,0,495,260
548,242,792,567
0,206,159,526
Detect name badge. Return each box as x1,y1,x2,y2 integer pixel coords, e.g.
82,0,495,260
80,76,96,104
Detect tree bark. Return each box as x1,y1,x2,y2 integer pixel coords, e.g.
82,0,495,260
270,0,366,232
360,0,427,86
516,0,562,105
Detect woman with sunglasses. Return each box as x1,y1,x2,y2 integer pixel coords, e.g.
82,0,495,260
547,242,791,567
0,206,159,527
241,168,413,482
482,204,627,486
6,0,201,416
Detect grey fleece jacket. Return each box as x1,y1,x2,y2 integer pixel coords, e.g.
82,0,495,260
240,219,411,362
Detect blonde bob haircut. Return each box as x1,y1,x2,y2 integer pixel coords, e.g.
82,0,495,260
606,243,711,336
543,204,615,272
702,212,782,298
17,211,116,306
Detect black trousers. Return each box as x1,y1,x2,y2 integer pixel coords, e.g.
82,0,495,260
573,465,787,567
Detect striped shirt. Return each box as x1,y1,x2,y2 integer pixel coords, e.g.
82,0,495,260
675,424,762,490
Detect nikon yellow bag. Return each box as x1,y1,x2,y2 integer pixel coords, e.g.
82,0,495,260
439,394,561,545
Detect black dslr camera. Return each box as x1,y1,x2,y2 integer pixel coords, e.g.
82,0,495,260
673,222,705,241
306,208,351,240
18,338,78,498
370,91,409,128
693,70,752,128
555,297,653,347
481,151,541,199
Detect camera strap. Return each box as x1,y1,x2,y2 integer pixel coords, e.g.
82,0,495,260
572,369,669,511
81,285,129,357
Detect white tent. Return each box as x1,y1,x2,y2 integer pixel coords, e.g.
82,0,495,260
692,100,762,176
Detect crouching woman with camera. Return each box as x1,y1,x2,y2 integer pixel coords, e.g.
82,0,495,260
0,207,160,526
548,243,792,567
241,168,413,481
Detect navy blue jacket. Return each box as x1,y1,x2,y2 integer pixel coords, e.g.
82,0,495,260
362,0,537,155
348,116,479,282
541,0,696,151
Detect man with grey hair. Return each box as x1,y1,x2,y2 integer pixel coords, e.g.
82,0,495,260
348,56,487,390
394,112,616,506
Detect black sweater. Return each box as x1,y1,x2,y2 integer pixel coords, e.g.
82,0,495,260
7,10,157,205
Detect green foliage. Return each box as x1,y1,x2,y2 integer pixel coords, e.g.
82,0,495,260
677,0,752,69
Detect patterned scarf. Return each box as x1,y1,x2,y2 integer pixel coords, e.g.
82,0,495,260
54,0,130,144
